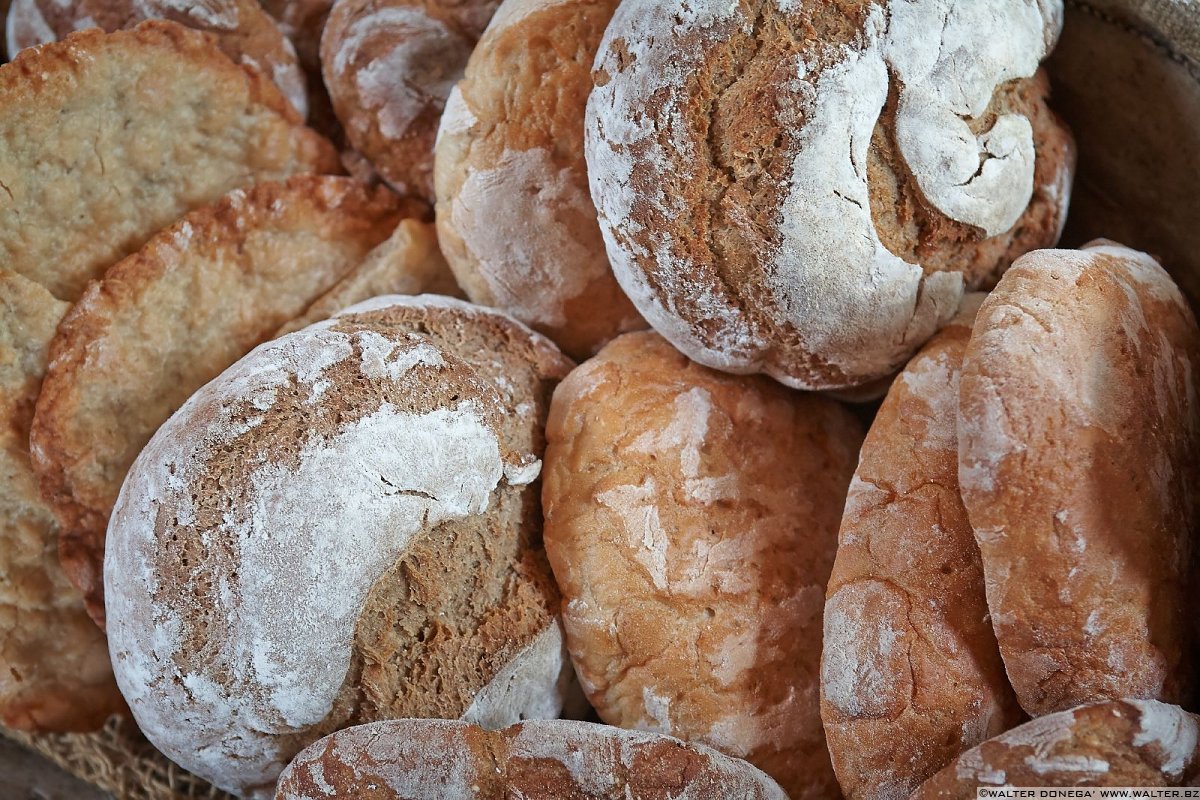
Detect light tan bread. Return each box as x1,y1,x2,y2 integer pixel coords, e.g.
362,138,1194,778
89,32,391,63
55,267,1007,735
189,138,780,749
434,0,644,360
321,0,499,200
586,0,1075,390
821,295,1021,800
105,296,576,798
5,0,309,117
31,176,413,627
261,0,333,71
911,700,1200,796
277,218,462,337
542,331,864,799
959,241,1200,716
0,270,124,732
275,719,790,799
0,22,339,302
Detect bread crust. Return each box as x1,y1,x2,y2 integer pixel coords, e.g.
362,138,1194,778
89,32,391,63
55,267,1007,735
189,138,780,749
959,241,1200,716
0,21,340,301
821,296,1021,800
911,700,1200,796
433,0,644,360
275,719,790,799
585,0,1074,390
6,0,309,117
31,176,410,627
542,330,863,799
321,0,499,201
0,270,125,732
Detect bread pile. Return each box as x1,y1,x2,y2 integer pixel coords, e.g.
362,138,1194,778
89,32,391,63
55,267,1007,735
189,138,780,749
1,0,1198,799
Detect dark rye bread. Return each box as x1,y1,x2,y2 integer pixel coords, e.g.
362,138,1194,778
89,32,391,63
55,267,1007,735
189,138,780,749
911,700,1200,796
585,0,1074,390
104,297,576,798
275,719,790,799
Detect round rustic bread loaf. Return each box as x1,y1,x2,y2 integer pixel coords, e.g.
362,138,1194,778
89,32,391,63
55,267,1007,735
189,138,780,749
105,296,578,798
275,718,789,799
586,0,1075,390
911,699,1200,796
542,331,863,799
821,295,1021,800
959,241,1200,717
433,0,643,360
321,0,499,200
6,0,309,117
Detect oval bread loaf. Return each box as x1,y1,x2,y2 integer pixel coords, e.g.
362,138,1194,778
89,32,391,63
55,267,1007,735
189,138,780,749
586,0,1075,390
105,296,577,797
275,719,789,799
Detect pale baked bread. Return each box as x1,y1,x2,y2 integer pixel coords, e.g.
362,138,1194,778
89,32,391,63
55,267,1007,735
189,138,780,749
586,0,1075,390
276,219,462,337
31,176,413,628
911,699,1200,796
5,0,309,117
0,22,339,302
261,0,332,73
821,295,1021,800
105,296,576,798
542,331,864,799
0,270,124,732
959,241,1200,716
276,719,790,799
321,0,499,200
433,0,644,360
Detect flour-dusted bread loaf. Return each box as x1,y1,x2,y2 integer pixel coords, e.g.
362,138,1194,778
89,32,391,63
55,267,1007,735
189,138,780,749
821,295,1021,800
6,0,309,117
542,331,863,799
31,176,415,628
105,296,577,797
433,0,643,360
959,241,1200,717
321,0,499,200
911,699,1200,797
586,0,1075,390
0,270,124,732
276,719,789,799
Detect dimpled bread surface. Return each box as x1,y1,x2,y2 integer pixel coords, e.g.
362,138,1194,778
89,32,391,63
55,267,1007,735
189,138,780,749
542,330,864,799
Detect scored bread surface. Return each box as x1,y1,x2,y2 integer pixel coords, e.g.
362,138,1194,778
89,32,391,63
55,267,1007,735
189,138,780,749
958,241,1200,716
821,295,1021,800
105,296,575,798
542,330,863,799
275,718,789,799
0,270,124,732
585,0,1074,390
0,21,339,301
31,176,411,628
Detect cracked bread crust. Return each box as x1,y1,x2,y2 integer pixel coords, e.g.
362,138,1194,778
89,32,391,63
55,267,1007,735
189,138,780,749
958,241,1200,717
0,22,340,302
911,700,1200,796
433,0,645,361
31,176,413,629
542,331,863,799
104,297,575,798
821,295,1021,800
5,0,310,117
0,270,125,732
585,0,1074,390
275,719,790,799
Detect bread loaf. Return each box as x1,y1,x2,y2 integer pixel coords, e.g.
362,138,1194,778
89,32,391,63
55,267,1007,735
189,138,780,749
275,719,789,799
105,296,577,797
434,0,644,360
542,331,863,799
585,0,1075,390
959,241,1200,716
911,699,1200,796
821,295,1021,800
